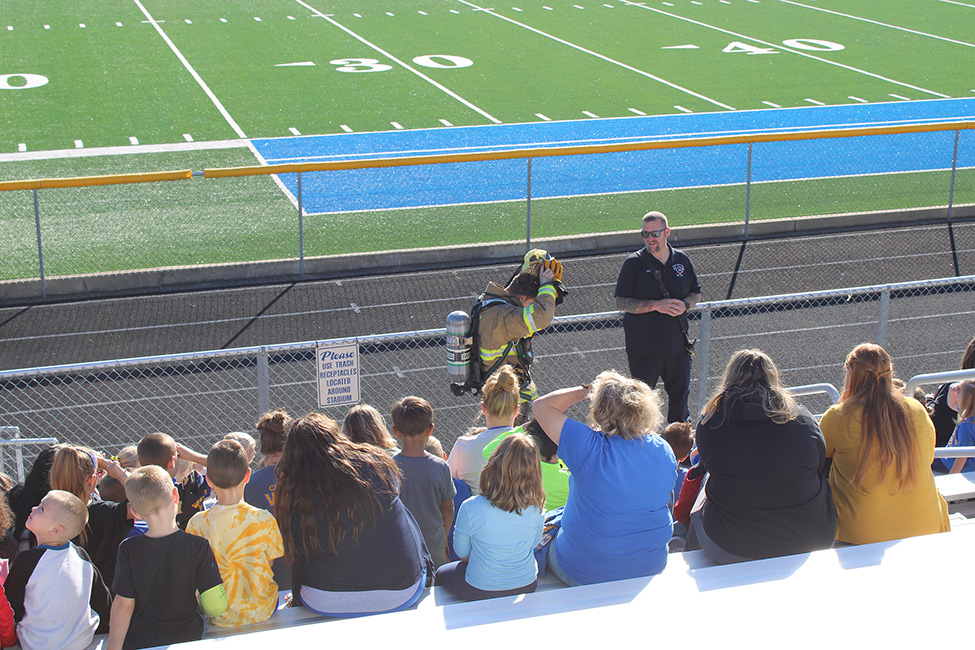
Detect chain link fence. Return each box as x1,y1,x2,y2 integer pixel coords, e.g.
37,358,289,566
2,123,972,297
1,275,972,475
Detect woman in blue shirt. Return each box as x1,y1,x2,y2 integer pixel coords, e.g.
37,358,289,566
533,371,676,586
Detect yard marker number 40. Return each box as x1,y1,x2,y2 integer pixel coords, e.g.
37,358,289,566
723,39,844,55
329,55,473,72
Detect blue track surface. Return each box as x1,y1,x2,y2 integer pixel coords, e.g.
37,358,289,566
252,99,975,214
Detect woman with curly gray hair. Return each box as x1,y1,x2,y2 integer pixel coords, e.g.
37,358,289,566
532,370,676,586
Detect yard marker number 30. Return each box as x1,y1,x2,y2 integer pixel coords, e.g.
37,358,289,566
329,55,473,72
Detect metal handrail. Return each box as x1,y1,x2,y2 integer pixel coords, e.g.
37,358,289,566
904,369,975,399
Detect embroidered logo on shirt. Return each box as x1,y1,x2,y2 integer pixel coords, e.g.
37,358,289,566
673,264,685,277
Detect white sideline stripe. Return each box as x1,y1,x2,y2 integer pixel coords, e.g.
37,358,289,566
131,0,248,138
456,0,735,110
622,0,951,98
938,0,975,7
291,0,502,124
777,0,975,49
0,138,249,163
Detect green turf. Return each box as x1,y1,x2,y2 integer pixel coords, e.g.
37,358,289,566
2,0,974,282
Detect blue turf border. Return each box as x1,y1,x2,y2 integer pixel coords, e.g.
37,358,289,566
251,98,975,214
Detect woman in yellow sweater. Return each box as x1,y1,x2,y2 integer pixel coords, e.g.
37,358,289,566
820,343,949,544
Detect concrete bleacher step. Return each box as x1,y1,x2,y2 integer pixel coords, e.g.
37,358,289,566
120,524,975,649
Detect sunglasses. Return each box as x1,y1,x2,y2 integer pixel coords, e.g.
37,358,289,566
641,228,666,238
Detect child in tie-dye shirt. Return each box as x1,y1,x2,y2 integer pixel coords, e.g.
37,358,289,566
187,440,284,628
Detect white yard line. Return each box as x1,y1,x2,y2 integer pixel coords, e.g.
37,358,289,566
0,139,249,163
456,0,736,110
291,0,501,124
778,0,975,49
937,0,975,7
621,0,950,98
131,0,248,138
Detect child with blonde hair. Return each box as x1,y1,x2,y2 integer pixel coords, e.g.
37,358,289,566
937,380,975,474
448,365,520,494
6,490,112,650
108,466,226,650
435,434,545,601
222,432,257,465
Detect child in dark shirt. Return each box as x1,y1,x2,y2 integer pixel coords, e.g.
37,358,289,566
107,465,227,650
137,433,209,529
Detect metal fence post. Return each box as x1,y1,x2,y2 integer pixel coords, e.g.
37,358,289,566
33,189,47,300
744,143,753,240
693,304,711,417
877,287,890,348
256,346,270,418
526,158,533,252
947,129,960,223
297,172,305,280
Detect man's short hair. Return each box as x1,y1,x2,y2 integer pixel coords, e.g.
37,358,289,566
125,465,175,518
390,396,434,438
642,211,669,228
46,490,89,540
137,432,177,469
506,272,540,298
206,440,249,489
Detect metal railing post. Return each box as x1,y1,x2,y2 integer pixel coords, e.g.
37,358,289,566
297,172,305,279
256,346,270,418
947,129,960,223
744,143,753,240
693,304,711,417
877,286,890,348
526,158,533,252
33,188,47,300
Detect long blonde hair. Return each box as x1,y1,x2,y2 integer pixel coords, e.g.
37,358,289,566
479,434,545,514
342,404,396,450
50,444,98,544
840,343,917,494
588,370,663,439
700,349,798,427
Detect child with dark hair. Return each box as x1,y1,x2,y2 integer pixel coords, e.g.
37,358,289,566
7,447,57,552
435,434,545,601
137,433,209,529
187,440,283,628
6,490,112,650
391,397,456,569
661,421,695,499
244,409,292,514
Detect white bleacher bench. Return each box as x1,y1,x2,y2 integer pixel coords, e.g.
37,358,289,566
78,524,975,649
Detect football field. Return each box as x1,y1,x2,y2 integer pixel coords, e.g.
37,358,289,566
2,0,975,278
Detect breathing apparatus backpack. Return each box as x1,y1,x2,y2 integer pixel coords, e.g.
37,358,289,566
447,249,565,397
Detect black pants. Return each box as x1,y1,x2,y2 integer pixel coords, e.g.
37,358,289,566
627,351,692,423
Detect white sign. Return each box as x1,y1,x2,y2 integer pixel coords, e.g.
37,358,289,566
316,341,360,408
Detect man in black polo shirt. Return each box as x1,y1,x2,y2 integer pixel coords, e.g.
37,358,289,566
614,211,702,423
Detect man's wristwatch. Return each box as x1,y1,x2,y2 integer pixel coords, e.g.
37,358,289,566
682,299,690,310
